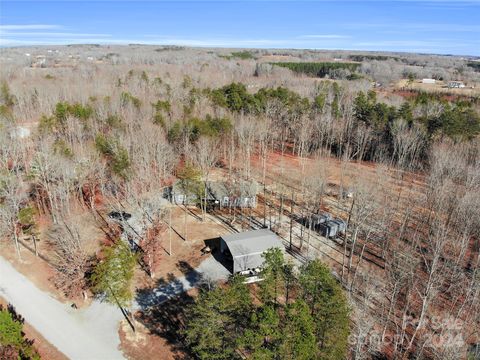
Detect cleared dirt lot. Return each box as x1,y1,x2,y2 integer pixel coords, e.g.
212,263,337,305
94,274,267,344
396,78,480,96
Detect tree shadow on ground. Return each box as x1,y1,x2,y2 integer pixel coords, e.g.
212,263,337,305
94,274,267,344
135,291,195,360
134,261,206,360
135,266,201,310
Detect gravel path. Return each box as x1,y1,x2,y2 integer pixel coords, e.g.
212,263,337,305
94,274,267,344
0,256,125,360
134,255,231,309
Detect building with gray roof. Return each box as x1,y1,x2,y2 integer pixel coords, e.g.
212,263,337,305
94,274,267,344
220,229,284,273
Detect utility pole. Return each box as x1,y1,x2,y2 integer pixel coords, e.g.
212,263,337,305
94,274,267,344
169,206,173,256
32,234,38,257
289,191,294,250
263,183,266,227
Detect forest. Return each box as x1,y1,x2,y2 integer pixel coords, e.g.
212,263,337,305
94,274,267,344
0,45,479,359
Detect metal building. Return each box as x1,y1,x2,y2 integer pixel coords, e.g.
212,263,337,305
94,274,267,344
319,219,347,238
220,229,284,273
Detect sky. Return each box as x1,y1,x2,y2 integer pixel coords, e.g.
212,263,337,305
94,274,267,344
0,1,479,56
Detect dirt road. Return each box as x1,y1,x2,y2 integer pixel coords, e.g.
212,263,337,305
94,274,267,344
0,256,125,360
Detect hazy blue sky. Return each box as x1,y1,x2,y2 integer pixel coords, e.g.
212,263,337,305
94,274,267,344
1,1,479,55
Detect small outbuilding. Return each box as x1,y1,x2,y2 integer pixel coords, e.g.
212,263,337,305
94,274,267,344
302,213,332,229
165,181,199,205
207,180,257,208
319,219,347,238
220,229,284,273
447,81,465,88
166,180,258,208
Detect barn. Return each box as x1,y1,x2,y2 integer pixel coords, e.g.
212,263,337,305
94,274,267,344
220,229,284,273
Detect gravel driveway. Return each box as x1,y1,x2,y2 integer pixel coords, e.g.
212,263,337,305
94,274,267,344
0,256,125,360
0,255,230,359
134,255,230,309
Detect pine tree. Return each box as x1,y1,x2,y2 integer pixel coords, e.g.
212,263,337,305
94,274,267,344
238,305,281,359
91,241,137,308
260,248,286,305
299,260,350,360
184,275,252,360
279,300,317,360
0,305,40,360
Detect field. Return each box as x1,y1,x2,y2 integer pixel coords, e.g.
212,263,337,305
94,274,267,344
396,78,480,97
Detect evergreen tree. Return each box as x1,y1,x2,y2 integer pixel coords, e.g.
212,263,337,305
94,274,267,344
184,275,252,360
279,300,317,360
260,248,286,304
299,260,350,360
239,305,281,359
0,305,39,360
91,241,138,308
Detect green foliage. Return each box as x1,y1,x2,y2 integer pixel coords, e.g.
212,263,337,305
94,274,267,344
176,163,203,202
279,300,317,360
0,104,13,122
346,73,363,80
167,122,183,142
168,116,232,143
0,82,17,109
38,115,57,133
184,252,351,360
398,102,414,124
348,54,398,62
184,275,252,360
232,51,255,60
182,75,193,89
466,61,480,72
354,91,397,130
209,82,260,113
120,92,141,109
17,206,37,235
313,93,327,111
52,139,74,158
0,305,40,359
39,101,94,133
238,305,281,359
260,248,286,304
207,83,311,116
271,62,360,78
256,86,310,114
429,102,480,140
152,100,171,127
91,241,138,308
95,134,131,179
140,70,149,83
0,308,23,350
105,114,124,129
54,102,70,124
406,72,416,85
68,103,93,121
153,112,166,127
221,51,255,60
45,74,55,80
299,260,350,360
354,89,480,141
153,100,171,113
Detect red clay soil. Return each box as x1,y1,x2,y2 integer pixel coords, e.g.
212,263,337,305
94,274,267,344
0,207,105,306
119,289,199,360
